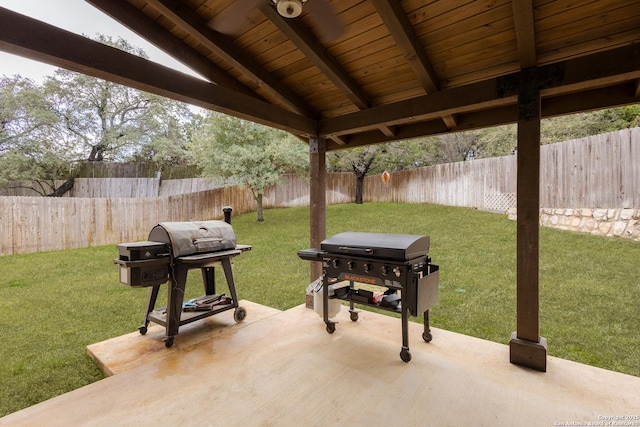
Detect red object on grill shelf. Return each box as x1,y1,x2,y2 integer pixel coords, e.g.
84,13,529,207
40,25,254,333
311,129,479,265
298,232,439,363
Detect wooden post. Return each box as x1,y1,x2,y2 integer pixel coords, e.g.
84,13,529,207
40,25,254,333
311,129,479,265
509,68,548,372
309,137,326,282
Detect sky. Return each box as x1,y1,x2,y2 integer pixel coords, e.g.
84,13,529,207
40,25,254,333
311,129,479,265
0,0,199,82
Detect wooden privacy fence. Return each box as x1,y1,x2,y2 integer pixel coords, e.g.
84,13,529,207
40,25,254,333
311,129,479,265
0,177,224,198
363,127,639,209
0,187,256,255
1,128,638,255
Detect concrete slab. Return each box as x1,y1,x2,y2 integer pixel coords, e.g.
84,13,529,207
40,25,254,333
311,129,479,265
2,302,639,426
86,300,281,375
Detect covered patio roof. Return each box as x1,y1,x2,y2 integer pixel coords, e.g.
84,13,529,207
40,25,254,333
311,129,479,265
1,1,638,147
1,0,639,372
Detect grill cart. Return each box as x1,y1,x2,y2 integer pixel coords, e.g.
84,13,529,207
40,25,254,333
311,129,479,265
298,232,439,362
115,217,251,347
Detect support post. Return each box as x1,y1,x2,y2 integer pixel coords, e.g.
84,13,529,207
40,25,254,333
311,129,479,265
510,68,548,372
309,137,326,282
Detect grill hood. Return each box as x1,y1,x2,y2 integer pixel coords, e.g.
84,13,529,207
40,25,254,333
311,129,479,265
320,232,430,261
148,221,237,258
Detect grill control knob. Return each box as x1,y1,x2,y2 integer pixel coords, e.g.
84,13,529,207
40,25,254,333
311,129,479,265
332,259,340,268
393,267,402,278
347,261,356,270
363,262,372,272
380,265,390,275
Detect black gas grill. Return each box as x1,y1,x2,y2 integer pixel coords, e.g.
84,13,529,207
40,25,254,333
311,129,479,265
115,212,250,347
298,232,439,362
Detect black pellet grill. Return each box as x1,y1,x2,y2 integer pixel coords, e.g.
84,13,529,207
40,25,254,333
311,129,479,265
115,218,250,347
298,232,439,362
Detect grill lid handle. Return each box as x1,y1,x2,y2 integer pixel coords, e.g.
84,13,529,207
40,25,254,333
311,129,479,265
338,246,374,255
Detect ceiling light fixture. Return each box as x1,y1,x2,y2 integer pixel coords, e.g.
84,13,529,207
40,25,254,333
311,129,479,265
271,0,307,18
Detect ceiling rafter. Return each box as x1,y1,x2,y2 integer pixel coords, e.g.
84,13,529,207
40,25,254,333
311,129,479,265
511,0,537,68
86,0,257,98
369,0,457,130
260,3,397,143
260,4,370,110
144,0,318,119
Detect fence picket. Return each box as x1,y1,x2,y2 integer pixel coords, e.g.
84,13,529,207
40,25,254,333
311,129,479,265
0,128,638,255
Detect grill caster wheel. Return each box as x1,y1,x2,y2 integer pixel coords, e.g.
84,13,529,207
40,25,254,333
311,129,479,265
400,347,412,363
350,311,359,322
164,337,174,348
139,326,148,335
422,331,432,343
326,322,336,334
234,306,247,323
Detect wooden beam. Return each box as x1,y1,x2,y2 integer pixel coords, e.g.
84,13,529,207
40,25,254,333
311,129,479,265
369,0,457,129
511,0,537,68
143,0,318,118
309,137,326,281
0,6,317,136
442,114,458,130
260,6,404,139
320,44,640,138
320,79,517,137
326,82,640,150
541,44,640,96
261,4,371,110
85,0,257,98
510,67,547,372
369,0,439,93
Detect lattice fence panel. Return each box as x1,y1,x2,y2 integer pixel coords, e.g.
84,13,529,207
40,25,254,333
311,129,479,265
484,193,516,212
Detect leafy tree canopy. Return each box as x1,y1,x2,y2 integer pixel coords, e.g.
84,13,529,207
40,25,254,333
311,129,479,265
190,112,308,221
0,35,194,195
44,35,194,165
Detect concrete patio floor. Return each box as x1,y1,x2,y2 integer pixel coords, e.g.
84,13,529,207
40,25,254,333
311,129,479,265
1,300,638,426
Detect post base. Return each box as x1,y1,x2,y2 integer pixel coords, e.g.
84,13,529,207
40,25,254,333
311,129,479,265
509,332,547,372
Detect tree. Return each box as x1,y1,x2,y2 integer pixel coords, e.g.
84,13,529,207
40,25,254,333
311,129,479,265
1,35,196,196
0,75,71,194
328,146,380,204
541,107,640,144
190,113,308,221
44,35,194,166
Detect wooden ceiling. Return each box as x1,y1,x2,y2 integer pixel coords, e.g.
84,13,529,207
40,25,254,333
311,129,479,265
1,0,640,151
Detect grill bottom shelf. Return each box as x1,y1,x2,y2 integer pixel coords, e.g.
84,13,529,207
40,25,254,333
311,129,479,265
147,302,235,327
330,294,403,314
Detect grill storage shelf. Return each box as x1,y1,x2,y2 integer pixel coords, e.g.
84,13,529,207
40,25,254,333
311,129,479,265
115,218,251,348
298,232,439,363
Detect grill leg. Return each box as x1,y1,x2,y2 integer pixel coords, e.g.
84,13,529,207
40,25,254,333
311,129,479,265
422,310,433,342
220,258,238,308
166,265,188,344
348,281,359,321
400,307,411,362
323,274,335,333
140,284,160,334
202,267,216,295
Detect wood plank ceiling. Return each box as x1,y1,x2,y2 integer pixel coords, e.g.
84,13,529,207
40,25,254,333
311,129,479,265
1,0,639,151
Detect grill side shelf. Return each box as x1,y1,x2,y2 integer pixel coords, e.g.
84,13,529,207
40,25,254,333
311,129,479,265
297,248,326,261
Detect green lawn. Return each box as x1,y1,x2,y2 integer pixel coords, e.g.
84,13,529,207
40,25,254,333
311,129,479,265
0,203,638,417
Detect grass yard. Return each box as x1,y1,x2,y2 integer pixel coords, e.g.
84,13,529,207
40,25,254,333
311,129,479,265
0,202,638,417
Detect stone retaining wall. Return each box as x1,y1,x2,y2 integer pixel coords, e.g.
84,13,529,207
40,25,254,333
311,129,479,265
507,208,640,241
